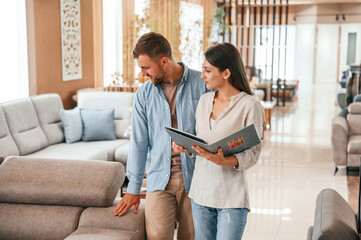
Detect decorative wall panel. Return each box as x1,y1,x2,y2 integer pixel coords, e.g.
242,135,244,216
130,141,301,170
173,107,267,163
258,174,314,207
60,0,82,81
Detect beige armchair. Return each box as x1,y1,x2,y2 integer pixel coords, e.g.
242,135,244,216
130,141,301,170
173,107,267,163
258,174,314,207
332,102,361,175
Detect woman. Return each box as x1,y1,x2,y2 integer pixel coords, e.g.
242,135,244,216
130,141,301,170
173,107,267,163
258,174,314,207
173,42,264,240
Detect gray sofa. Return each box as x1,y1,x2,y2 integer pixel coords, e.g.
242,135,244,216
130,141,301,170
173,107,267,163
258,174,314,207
0,156,145,240
307,188,359,240
332,102,361,174
0,92,134,167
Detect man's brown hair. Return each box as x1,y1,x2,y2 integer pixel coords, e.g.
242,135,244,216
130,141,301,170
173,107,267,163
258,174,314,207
132,32,173,60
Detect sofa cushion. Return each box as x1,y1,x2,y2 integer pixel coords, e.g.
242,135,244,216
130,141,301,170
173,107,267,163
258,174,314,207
115,119,131,139
0,106,19,157
0,203,83,240
80,108,117,141
27,139,129,161
347,104,361,135
347,135,361,154
77,91,134,139
347,154,361,168
65,198,145,240
1,98,48,155
64,227,142,240
114,142,129,166
348,102,361,114
31,93,64,145
312,188,358,240
61,108,83,143
0,156,125,207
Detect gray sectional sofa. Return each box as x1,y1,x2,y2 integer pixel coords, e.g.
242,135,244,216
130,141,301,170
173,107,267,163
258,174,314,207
0,91,134,167
332,102,361,174
0,156,145,240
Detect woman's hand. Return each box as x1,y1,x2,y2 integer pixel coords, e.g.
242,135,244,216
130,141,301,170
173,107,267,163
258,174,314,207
172,141,188,153
191,146,226,165
192,146,238,166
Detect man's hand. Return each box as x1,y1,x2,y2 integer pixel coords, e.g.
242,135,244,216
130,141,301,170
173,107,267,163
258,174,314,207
172,140,188,153
113,193,141,216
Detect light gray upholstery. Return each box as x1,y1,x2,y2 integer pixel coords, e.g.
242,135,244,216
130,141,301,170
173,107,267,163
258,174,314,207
307,226,313,240
0,93,133,163
114,142,129,166
347,135,361,154
0,157,125,207
77,91,134,139
336,88,347,110
348,104,361,136
349,101,361,114
65,228,139,240
1,98,48,155
0,156,145,240
31,93,64,145
0,203,83,240
332,102,361,168
66,199,146,240
0,106,19,156
308,188,359,240
0,91,143,239
331,115,348,166
27,139,128,161
354,94,361,103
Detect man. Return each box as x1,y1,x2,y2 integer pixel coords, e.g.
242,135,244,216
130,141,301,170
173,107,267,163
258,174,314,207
113,32,208,240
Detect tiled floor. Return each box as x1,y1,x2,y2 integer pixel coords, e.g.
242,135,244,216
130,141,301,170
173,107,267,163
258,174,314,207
242,81,348,239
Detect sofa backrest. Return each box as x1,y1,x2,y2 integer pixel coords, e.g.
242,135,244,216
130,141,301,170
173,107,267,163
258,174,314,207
77,91,135,139
347,102,361,135
0,106,19,157
0,156,125,207
31,93,64,145
1,98,48,155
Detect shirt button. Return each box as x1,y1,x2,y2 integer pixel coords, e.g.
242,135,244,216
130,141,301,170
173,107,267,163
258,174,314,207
168,158,170,161
168,142,170,144
166,174,169,177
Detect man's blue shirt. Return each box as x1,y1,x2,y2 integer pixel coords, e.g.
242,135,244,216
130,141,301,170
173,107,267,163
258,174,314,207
126,63,208,195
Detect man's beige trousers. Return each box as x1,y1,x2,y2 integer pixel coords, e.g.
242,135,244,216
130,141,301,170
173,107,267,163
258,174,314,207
145,178,195,240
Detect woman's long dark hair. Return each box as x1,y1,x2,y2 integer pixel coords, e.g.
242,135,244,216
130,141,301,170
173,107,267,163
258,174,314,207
204,43,253,95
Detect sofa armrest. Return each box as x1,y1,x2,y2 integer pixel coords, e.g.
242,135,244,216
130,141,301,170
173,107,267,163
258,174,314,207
331,115,349,166
312,189,358,240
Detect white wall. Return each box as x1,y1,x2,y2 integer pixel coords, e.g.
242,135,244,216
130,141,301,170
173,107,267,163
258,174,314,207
294,24,315,85
0,0,28,103
103,0,123,87
339,23,361,76
315,24,339,84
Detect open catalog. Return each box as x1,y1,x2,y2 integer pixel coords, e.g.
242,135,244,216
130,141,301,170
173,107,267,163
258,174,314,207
165,124,261,157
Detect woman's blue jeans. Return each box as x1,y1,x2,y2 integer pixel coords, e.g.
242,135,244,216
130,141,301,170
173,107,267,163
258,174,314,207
191,199,248,240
